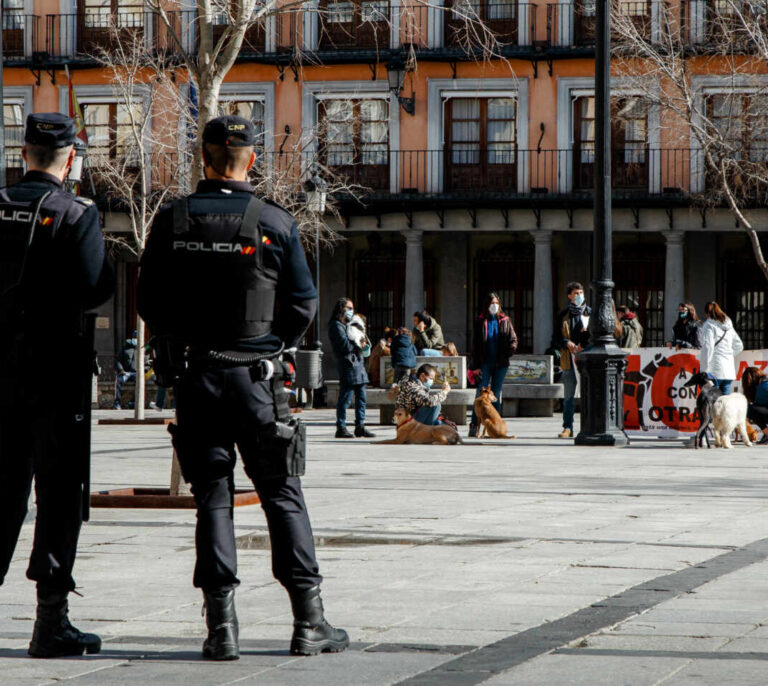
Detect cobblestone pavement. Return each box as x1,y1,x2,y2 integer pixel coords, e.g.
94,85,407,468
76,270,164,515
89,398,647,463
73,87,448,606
2,409,768,685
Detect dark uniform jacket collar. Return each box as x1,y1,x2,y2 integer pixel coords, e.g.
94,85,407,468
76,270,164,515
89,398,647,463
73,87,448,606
21,170,64,187
196,179,254,194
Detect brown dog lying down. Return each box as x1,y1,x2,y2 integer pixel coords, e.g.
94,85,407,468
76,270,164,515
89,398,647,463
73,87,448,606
375,407,463,445
474,387,515,439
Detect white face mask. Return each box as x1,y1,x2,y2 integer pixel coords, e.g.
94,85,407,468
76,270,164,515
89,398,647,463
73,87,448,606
489,303,500,315
573,294,585,307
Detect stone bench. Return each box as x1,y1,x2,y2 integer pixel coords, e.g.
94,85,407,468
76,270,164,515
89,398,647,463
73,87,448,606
366,388,477,426
97,380,174,410
501,383,563,417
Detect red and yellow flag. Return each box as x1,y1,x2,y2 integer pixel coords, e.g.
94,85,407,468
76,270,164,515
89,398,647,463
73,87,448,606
68,75,87,144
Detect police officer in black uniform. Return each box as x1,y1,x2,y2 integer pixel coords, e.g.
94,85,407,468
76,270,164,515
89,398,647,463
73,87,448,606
137,115,348,661
0,113,113,657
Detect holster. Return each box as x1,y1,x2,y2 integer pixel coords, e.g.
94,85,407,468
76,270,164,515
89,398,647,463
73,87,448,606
251,350,306,479
149,336,187,388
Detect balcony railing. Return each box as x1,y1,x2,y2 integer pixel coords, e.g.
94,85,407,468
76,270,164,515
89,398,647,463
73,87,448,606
547,1,659,47
45,11,187,59
2,13,41,60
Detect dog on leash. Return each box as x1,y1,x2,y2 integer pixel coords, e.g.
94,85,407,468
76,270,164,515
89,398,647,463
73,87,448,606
712,393,752,449
684,372,722,449
474,387,515,439
375,407,463,445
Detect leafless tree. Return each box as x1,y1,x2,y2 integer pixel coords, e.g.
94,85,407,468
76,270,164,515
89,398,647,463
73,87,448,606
611,0,768,280
88,27,191,421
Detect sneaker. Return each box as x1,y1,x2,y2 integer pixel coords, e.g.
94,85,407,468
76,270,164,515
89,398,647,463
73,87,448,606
113,403,121,410
149,401,163,412
558,428,573,438
335,428,354,439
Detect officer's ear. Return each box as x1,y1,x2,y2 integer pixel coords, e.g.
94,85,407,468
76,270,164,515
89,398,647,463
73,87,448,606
21,145,28,164
247,150,257,171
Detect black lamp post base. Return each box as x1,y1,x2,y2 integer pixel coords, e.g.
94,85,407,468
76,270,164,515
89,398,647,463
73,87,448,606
574,341,628,447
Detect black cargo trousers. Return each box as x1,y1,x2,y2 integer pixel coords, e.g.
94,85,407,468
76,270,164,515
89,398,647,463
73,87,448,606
0,379,84,593
172,364,322,593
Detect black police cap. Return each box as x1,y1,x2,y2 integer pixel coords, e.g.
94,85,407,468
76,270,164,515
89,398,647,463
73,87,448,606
25,113,77,148
202,115,255,147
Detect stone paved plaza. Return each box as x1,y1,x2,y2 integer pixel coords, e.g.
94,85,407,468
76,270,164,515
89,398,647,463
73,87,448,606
2,409,768,685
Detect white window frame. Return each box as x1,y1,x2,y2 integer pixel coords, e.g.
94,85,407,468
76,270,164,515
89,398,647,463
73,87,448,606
302,80,399,192
56,83,153,190
427,77,529,193
303,0,397,50
690,75,768,194
552,0,662,47
557,76,661,193
3,86,33,173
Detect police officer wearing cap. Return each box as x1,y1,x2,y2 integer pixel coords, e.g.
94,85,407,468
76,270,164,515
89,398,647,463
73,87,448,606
0,113,113,657
137,115,348,660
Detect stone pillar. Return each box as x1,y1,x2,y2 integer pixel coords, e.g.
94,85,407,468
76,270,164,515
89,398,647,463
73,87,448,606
663,231,685,340
532,230,554,354
403,229,424,321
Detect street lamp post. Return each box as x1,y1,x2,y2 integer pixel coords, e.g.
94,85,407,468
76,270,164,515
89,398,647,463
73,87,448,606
574,0,628,446
305,173,327,348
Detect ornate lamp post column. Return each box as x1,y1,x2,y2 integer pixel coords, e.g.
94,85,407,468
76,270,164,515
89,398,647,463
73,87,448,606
574,0,628,446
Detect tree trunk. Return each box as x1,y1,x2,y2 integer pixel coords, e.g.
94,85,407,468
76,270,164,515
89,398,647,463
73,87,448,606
134,317,146,420
191,76,223,187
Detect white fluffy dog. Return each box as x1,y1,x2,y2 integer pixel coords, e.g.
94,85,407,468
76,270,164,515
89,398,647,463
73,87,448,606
712,392,752,449
346,313,369,350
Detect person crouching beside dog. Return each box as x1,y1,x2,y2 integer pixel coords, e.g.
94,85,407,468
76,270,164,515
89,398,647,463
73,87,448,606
390,327,418,384
740,367,768,445
395,363,450,425
468,292,518,438
700,301,743,396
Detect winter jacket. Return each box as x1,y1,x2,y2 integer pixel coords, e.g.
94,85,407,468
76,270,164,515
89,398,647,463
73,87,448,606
413,317,445,351
395,378,448,415
699,317,743,381
329,319,369,387
470,315,518,370
670,317,702,349
116,338,137,374
554,306,592,371
619,314,643,348
390,333,418,369
368,340,390,387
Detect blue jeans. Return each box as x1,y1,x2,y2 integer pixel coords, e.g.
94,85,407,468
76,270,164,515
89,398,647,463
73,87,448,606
337,383,366,429
716,379,733,395
470,363,508,425
562,367,578,430
419,348,442,357
114,371,136,408
414,404,441,425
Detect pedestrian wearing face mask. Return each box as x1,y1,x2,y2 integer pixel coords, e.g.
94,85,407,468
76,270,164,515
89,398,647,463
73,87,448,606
554,282,592,438
394,363,450,425
666,301,702,350
468,292,518,438
328,297,375,438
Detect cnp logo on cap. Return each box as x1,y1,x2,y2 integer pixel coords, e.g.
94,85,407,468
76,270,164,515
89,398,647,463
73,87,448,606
37,123,55,130
228,124,246,131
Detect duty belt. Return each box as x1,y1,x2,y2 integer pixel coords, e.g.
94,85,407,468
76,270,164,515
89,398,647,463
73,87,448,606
187,344,288,380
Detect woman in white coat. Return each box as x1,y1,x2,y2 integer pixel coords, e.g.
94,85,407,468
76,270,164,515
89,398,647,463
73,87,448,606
699,301,743,395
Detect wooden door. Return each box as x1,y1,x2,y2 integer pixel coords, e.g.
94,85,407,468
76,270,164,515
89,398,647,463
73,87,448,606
444,97,517,193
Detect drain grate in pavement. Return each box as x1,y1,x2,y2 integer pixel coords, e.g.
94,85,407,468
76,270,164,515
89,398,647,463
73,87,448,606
236,532,522,549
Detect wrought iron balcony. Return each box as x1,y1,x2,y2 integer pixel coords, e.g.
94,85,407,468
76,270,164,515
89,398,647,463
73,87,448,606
2,12,41,61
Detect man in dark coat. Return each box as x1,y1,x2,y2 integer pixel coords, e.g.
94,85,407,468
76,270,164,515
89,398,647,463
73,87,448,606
0,113,113,658
328,297,375,438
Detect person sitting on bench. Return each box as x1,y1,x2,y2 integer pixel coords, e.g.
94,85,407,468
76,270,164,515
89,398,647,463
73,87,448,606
394,363,450,425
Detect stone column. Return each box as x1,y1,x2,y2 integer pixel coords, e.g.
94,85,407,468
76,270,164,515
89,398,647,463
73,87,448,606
403,229,424,321
664,230,685,339
532,230,554,354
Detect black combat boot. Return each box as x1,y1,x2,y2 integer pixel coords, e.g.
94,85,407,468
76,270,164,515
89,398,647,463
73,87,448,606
335,427,354,438
354,425,376,438
290,585,349,656
202,589,239,661
468,423,478,438
28,590,101,658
